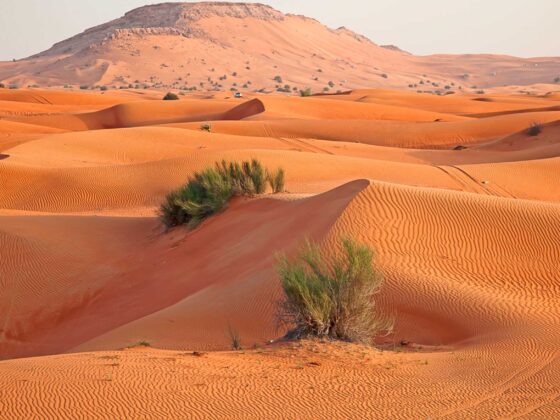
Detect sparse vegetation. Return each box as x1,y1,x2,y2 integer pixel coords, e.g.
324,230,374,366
228,325,242,350
160,159,285,229
273,75,283,83
554,77,560,84
527,122,543,136
79,85,89,90
163,92,179,100
277,237,392,344
126,340,151,348
299,88,312,97
0,83,4,88
267,167,285,193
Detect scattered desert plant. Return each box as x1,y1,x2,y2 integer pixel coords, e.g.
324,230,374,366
0,83,4,88
160,159,284,229
163,92,179,100
228,325,242,350
273,75,283,83
160,167,233,229
554,76,560,84
381,73,388,79
527,122,543,136
267,167,285,193
201,123,211,132
99,86,108,91
277,237,392,344
79,85,89,90
126,340,151,348
299,88,312,97
215,159,267,195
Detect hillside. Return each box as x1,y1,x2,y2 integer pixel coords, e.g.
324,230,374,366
0,2,559,92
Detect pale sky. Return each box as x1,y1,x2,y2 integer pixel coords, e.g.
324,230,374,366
1,0,559,61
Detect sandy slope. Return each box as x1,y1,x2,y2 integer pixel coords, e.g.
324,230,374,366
0,87,559,417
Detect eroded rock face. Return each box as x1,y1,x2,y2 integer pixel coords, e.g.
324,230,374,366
39,2,285,57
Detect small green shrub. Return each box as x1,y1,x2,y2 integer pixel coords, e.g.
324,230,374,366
160,159,284,229
201,123,211,132
160,167,233,229
267,167,285,193
163,92,179,100
79,85,89,90
527,122,543,136
299,88,312,97
277,237,392,344
99,86,108,91
274,75,283,83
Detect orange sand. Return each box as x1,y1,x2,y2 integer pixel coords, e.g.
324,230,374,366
0,87,559,418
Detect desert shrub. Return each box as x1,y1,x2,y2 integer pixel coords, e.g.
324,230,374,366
160,167,234,229
215,159,267,195
99,86,108,91
80,85,89,90
274,75,283,83
160,159,284,229
277,237,392,344
228,325,242,350
299,88,312,97
163,92,179,100
527,122,543,136
381,73,388,79
201,123,211,132
267,167,285,193
0,83,4,88
554,77,560,84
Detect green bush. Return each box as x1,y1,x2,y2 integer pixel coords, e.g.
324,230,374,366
201,123,211,132
277,237,392,344
160,159,285,229
163,92,179,100
215,159,267,195
299,88,312,97
267,168,285,193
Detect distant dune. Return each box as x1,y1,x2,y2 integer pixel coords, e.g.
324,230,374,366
1,2,560,93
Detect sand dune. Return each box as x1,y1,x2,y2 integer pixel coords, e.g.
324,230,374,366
0,86,559,417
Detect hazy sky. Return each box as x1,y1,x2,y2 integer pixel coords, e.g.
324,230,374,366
1,0,559,60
